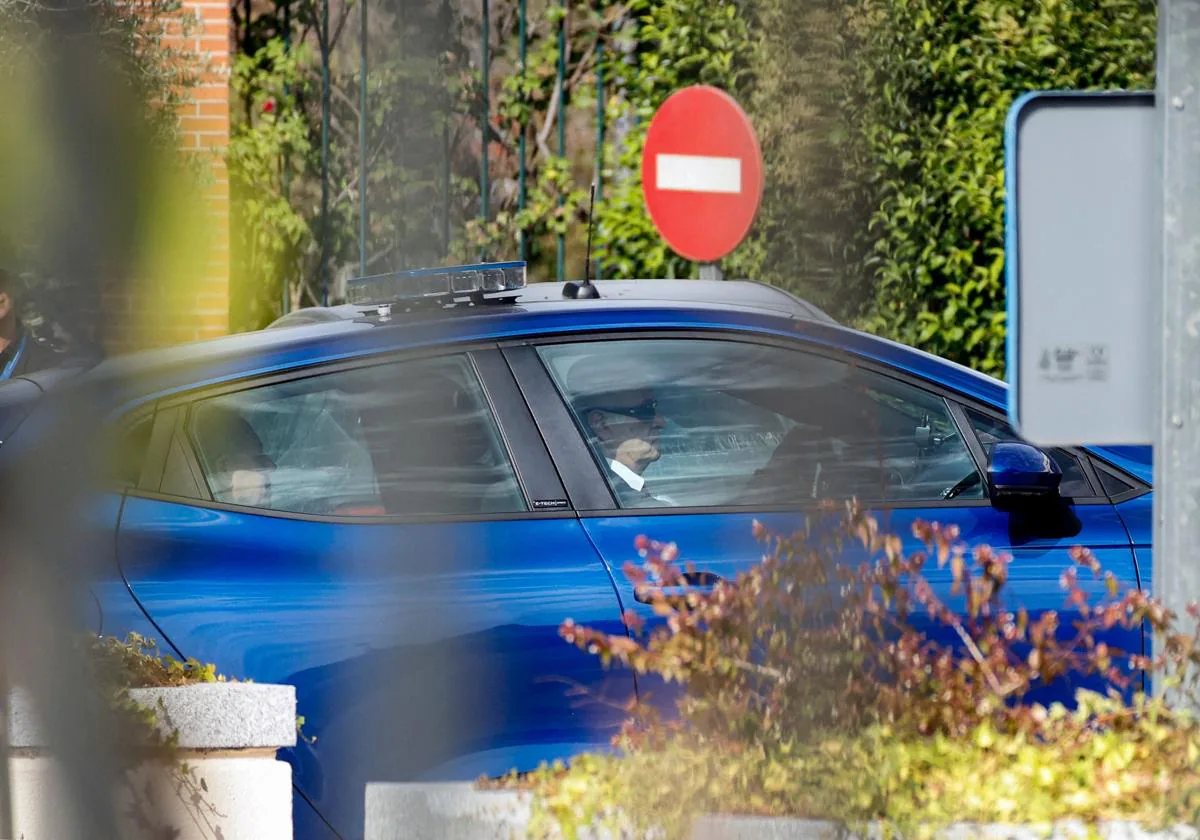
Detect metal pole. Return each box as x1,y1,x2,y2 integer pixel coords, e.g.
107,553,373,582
441,0,451,259
359,0,369,277
0,672,9,840
320,0,331,305
281,0,292,314
517,0,527,262
443,111,452,258
1154,0,1200,699
480,0,490,247
395,0,406,269
699,263,724,281
556,0,566,282
595,33,604,281
631,5,641,130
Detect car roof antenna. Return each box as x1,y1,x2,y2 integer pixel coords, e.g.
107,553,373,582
563,179,601,299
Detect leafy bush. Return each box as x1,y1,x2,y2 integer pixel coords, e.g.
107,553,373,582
51,635,233,832
87,632,227,692
506,507,1200,838
76,633,230,756
0,0,200,149
847,0,1156,374
228,39,315,330
732,0,1157,369
737,0,873,320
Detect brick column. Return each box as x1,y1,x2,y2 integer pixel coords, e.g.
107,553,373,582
159,0,232,345
186,0,231,342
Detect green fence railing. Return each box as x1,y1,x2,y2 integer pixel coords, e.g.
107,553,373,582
306,0,613,295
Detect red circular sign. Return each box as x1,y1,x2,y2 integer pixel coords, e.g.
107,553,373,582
641,86,764,263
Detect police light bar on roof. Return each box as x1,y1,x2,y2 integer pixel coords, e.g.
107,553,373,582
346,261,526,306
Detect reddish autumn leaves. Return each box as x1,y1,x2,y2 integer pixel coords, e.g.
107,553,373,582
559,503,1200,749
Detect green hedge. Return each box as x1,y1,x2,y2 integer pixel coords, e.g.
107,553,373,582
848,0,1156,374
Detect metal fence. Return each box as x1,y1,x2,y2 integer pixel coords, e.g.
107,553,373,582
295,0,606,312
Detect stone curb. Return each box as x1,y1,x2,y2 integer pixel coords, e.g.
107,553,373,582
694,819,1200,840
366,783,533,840
364,784,1200,840
690,817,853,840
9,684,297,750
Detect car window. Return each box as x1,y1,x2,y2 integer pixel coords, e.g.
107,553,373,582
536,339,984,508
184,354,526,517
963,409,1094,498
109,415,153,489
1097,466,1137,499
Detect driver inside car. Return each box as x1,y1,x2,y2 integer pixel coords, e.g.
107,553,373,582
569,374,679,508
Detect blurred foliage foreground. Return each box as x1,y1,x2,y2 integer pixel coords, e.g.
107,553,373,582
494,507,1200,838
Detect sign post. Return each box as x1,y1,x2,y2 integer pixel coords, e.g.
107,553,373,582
641,86,763,274
1154,0,1200,697
1006,11,1200,698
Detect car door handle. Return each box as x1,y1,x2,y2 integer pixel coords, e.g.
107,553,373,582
633,571,724,604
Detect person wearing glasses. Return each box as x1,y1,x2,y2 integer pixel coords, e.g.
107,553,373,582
572,380,677,508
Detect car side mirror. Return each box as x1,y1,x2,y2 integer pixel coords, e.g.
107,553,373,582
987,441,1061,510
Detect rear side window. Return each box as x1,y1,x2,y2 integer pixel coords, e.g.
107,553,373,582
108,415,153,489
1097,466,1138,499
182,354,526,517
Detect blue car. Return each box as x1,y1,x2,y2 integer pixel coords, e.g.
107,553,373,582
0,265,1152,840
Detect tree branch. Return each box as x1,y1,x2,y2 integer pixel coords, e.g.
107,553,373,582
366,241,396,271
330,83,361,122
534,75,560,160
329,140,385,210
328,0,354,50
730,658,785,682
566,38,597,92
950,621,1011,697
329,111,354,145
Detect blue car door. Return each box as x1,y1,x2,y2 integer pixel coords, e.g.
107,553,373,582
113,347,633,840
1093,450,1154,677
505,333,1141,711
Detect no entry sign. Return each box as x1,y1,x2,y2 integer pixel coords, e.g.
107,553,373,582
642,86,764,263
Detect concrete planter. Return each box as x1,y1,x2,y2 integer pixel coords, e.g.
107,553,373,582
363,783,1200,840
8,683,297,840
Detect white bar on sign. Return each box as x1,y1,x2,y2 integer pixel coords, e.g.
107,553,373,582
655,154,742,194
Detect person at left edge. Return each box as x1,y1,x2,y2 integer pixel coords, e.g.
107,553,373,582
0,269,64,381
